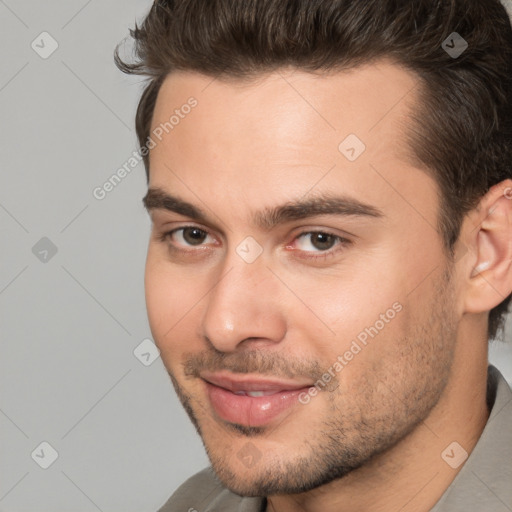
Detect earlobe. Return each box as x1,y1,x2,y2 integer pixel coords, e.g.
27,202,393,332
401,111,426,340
463,179,512,314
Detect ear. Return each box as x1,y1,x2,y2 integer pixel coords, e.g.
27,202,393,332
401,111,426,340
460,179,512,314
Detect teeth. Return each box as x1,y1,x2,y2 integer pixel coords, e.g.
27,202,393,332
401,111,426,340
232,390,268,397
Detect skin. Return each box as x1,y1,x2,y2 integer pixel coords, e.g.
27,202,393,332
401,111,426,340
143,59,512,512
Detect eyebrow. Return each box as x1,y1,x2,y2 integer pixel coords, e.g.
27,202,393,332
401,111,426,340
142,187,384,230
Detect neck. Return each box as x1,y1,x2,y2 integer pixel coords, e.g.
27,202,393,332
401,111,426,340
266,321,490,512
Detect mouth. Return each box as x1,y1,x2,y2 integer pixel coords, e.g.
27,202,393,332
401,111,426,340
200,371,314,427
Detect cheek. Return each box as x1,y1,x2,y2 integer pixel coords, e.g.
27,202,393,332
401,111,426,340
144,253,211,371
144,254,201,351
145,257,170,332
278,253,417,374
284,265,402,339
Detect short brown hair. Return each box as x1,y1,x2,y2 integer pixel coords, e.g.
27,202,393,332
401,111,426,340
114,0,512,339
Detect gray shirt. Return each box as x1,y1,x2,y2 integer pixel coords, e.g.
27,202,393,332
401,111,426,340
158,365,512,511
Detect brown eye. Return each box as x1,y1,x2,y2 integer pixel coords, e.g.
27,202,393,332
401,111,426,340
160,226,213,248
181,227,208,245
309,232,337,251
295,232,339,252
290,230,352,261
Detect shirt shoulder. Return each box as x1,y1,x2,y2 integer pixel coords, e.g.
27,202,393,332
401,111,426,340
431,365,512,511
157,467,264,512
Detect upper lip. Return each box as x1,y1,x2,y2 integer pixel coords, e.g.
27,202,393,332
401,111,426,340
201,371,313,393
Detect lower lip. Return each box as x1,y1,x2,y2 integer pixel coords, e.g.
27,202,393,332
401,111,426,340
204,381,309,427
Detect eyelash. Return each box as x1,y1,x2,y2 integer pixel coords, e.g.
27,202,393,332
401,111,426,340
158,226,352,261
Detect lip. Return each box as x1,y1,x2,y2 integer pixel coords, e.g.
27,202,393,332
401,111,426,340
201,371,313,427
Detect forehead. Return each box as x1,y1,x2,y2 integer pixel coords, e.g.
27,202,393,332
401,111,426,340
150,59,419,150
147,59,437,226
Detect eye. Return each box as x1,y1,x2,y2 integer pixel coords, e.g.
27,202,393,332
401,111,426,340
295,232,339,251
157,226,351,261
159,226,214,248
289,231,351,260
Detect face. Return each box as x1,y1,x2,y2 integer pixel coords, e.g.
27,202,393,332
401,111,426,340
144,60,459,496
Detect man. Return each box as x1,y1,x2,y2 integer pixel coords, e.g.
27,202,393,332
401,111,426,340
115,0,512,510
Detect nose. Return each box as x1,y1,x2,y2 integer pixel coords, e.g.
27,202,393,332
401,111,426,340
200,251,287,353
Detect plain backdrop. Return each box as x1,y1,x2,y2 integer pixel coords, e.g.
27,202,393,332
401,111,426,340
1,1,511,511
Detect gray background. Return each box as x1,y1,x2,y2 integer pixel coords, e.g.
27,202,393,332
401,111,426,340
0,1,511,511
